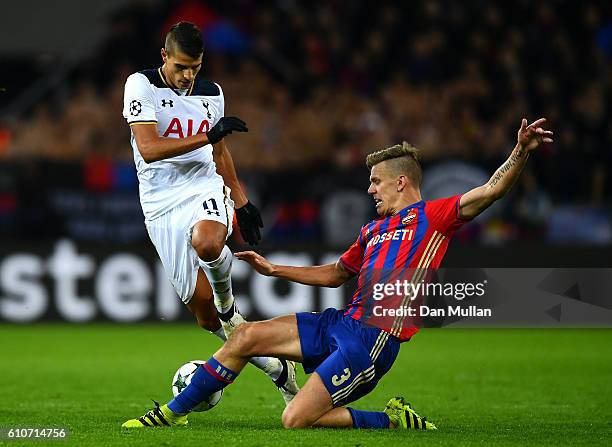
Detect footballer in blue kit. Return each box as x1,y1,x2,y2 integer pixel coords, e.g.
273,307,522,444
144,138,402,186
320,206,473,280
123,118,552,429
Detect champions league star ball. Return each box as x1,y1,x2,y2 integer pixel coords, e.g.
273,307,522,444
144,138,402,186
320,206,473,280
171,360,223,412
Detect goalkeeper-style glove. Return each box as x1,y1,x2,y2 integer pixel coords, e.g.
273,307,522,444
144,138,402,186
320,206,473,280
206,116,248,144
235,201,263,246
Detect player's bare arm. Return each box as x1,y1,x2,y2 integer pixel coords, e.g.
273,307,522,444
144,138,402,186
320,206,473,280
235,251,353,287
212,139,248,207
212,137,264,246
459,118,553,220
130,117,247,163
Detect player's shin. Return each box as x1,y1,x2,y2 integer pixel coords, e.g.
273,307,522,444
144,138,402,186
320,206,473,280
348,408,391,429
201,245,234,314
167,357,238,415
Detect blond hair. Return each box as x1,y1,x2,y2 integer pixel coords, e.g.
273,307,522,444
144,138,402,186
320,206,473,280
365,142,422,186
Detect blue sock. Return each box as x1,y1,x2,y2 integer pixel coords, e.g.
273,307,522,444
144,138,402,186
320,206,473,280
167,357,238,414
347,408,390,429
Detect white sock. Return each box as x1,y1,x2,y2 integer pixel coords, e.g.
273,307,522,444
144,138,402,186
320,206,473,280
201,245,234,314
211,325,284,382
250,357,284,381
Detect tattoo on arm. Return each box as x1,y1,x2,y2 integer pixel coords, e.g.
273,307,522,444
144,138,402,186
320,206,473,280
487,148,525,188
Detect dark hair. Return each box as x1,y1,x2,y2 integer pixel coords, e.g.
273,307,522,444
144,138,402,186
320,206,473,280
165,22,204,58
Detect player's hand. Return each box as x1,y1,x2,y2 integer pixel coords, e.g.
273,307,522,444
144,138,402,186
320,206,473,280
235,201,263,245
206,116,248,144
517,118,553,152
235,251,274,276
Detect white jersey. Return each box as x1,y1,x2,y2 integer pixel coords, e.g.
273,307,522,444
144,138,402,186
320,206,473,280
122,68,225,220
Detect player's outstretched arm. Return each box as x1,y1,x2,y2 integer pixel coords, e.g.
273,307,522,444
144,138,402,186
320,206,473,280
459,118,553,220
235,251,353,287
130,117,247,163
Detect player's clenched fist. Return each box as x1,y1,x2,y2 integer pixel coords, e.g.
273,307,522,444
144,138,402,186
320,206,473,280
206,116,248,144
235,250,274,276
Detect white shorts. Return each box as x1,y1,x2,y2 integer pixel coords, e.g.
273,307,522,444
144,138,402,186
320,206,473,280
145,186,234,304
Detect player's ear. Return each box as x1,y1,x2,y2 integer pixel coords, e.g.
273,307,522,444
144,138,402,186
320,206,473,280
161,47,168,62
397,175,408,192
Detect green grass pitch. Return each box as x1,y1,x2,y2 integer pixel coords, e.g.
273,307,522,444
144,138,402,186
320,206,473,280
1,324,610,446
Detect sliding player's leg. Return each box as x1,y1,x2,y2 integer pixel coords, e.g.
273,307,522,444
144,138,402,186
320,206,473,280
190,210,299,403
122,315,296,428
283,309,435,430
281,372,342,428
186,269,288,377
122,315,303,427
280,375,407,429
164,316,303,417
312,407,355,428
215,315,304,367
280,348,391,429
273,309,375,428
289,378,436,430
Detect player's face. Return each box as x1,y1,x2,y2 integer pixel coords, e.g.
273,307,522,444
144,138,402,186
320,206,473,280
161,48,203,90
368,162,401,216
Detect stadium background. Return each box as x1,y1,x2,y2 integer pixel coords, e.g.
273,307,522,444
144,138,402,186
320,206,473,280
0,1,610,445
1,0,610,323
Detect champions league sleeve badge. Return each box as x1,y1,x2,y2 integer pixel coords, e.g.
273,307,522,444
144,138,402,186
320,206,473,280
129,100,142,116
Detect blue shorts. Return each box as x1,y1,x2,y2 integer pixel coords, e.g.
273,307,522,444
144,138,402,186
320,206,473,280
296,308,401,407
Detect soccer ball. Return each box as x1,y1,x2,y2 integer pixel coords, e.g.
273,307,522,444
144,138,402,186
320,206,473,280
171,360,223,412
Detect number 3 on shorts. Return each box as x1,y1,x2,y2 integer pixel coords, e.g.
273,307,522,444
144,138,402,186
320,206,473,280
331,368,351,386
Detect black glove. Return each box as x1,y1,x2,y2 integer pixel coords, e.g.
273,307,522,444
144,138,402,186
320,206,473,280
235,201,263,245
206,116,248,144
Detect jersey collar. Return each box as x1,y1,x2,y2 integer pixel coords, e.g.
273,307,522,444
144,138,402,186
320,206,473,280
392,200,424,216
158,67,195,96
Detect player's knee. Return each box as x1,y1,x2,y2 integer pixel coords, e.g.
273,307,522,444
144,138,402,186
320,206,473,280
281,407,309,429
192,238,224,262
227,322,258,356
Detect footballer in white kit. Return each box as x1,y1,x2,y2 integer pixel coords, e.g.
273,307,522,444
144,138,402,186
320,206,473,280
124,63,234,303
121,22,298,408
